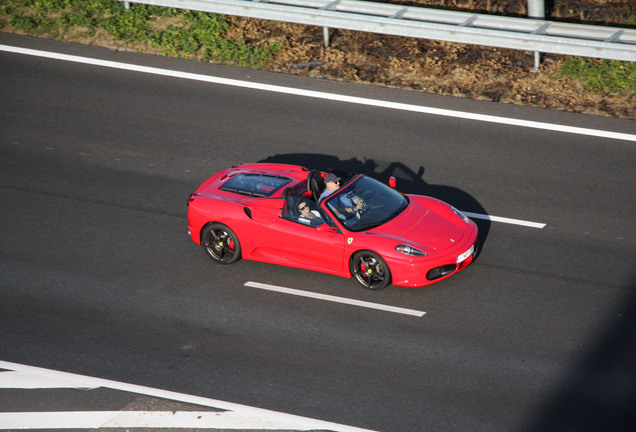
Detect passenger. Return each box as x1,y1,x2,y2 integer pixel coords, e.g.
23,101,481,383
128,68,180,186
297,200,324,226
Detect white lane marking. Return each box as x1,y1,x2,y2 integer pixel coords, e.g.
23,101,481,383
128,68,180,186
0,361,378,432
463,211,546,228
0,411,319,430
0,371,97,389
2,44,635,143
244,281,426,317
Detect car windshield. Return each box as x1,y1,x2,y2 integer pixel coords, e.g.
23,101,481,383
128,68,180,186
324,176,409,231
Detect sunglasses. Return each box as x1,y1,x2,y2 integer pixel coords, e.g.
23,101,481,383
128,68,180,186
298,205,308,211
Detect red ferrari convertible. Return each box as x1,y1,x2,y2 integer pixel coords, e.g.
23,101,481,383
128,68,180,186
187,163,477,290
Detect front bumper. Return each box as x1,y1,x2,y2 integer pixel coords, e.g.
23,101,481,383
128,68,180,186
388,228,478,287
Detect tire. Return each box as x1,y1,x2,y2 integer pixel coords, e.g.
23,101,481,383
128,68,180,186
350,251,391,290
201,223,241,264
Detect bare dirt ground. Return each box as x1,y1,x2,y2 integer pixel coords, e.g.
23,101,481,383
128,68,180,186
3,0,635,119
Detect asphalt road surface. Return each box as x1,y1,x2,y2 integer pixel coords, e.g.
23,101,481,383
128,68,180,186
1,33,635,432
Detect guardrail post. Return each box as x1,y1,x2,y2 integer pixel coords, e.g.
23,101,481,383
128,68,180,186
124,1,130,9
323,27,330,47
528,0,545,71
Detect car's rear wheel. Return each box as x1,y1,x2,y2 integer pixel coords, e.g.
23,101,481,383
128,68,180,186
201,223,241,264
350,251,391,290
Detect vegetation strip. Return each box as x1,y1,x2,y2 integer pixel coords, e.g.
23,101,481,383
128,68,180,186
1,0,634,119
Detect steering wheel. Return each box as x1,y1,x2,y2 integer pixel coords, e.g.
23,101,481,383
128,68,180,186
354,200,369,219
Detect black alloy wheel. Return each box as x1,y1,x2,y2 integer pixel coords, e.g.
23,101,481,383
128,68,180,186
201,223,241,264
350,251,391,290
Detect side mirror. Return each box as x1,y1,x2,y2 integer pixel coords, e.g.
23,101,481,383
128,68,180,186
388,176,397,188
316,224,337,233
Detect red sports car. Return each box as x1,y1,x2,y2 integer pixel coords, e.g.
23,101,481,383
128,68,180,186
187,163,477,290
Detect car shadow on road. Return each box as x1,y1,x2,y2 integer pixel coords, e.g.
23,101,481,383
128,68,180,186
259,153,491,255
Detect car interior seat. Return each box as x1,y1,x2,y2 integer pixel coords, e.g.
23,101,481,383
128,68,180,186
307,170,325,202
281,187,298,218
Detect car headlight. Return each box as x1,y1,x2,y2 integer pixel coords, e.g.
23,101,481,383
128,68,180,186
395,245,427,256
451,206,470,224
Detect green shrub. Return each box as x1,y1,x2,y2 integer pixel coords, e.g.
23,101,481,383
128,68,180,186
9,14,40,30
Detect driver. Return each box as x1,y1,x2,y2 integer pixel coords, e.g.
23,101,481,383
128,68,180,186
319,173,341,202
320,174,364,219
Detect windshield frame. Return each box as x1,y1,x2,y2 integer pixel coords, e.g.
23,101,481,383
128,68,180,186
322,175,409,232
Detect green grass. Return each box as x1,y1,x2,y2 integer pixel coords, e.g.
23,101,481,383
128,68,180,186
559,57,636,93
0,0,281,68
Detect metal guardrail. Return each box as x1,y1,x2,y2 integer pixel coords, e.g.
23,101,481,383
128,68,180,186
121,0,636,62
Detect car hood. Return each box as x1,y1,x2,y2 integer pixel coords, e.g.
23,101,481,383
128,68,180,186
369,196,466,252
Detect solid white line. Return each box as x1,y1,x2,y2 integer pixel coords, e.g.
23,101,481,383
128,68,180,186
0,411,316,430
244,281,426,317
0,361,379,432
1,44,635,142
0,371,97,389
463,211,546,228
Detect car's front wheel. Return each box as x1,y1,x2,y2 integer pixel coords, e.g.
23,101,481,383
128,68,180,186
201,223,241,264
350,251,391,290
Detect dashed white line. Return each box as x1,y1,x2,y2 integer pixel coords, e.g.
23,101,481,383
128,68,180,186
463,211,546,228
1,44,635,142
244,281,426,317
